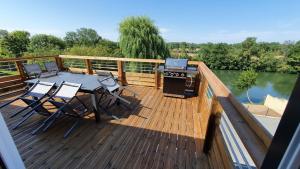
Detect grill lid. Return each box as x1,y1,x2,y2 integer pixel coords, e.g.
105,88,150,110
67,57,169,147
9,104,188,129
165,58,188,70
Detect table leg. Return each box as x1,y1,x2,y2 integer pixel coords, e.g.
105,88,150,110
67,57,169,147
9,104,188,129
91,93,101,123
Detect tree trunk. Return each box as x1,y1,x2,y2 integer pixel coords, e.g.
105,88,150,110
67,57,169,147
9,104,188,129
246,89,254,104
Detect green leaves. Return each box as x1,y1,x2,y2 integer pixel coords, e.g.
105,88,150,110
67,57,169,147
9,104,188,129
29,34,65,51
235,70,258,90
1,31,30,57
119,16,169,59
64,28,102,47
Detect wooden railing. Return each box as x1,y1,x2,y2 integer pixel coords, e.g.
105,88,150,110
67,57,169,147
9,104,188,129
0,55,273,168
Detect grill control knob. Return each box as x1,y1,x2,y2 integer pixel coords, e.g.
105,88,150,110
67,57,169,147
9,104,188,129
181,73,185,77
175,73,179,77
170,72,174,76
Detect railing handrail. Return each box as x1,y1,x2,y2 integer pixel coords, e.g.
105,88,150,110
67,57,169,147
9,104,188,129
0,56,55,62
59,55,201,65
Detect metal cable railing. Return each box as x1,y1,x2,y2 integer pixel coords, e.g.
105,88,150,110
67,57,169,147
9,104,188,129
0,62,18,77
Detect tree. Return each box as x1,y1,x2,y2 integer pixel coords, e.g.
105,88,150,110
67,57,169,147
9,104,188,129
239,37,259,70
0,29,8,39
119,16,169,59
286,41,300,73
1,31,30,57
64,28,101,47
235,69,258,104
30,34,65,50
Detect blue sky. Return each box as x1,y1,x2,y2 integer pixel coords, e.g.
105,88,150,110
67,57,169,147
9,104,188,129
1,0,300,43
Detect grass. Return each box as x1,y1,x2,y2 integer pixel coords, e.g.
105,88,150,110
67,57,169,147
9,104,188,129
0,69,19,77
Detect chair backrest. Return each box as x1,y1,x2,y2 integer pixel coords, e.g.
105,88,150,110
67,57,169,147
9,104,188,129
27,81,55,98
23,64,42,77
95,70,113,77
97,74,120,92
44,61,59,72
54,82,81,100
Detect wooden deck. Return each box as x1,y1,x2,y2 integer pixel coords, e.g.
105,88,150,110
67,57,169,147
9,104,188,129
0,86,210,169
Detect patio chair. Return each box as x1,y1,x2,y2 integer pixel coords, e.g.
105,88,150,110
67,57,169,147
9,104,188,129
96,71,137,111
0,80,55,119
23,63,43,78
44,61,59,73
31,81,89,138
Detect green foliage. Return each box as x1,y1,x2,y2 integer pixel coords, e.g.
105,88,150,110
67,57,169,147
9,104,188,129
29,34,65,50
286,41,300,73
235,70,258,90
64,28,101,47
1,31,30,57
22,34,65,57
198,43,235,70
119,16,169,59
0,29,8,39
65,39,122,57
195,37,300,73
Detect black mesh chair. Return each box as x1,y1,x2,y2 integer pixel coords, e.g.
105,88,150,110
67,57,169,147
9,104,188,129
44,61,59,73
23,64,43,78
96,71,137,114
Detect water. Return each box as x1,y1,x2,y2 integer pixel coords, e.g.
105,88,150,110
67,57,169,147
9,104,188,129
214,70,298,104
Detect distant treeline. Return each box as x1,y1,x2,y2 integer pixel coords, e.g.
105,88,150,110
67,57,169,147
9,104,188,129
168,38,299,73
0,28,299,73
0,28,122,59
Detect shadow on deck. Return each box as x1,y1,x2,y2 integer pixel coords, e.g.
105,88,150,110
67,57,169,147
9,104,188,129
0,86,210,169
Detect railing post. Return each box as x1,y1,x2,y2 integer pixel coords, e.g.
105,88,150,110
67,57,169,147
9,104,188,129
198,75,208,113
117,61,126,85
203,95,223,154
55,56,64,71
15,61,26,80
85,59,93,75
154,63,161,89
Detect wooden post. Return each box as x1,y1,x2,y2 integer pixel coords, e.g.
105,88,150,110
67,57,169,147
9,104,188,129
117,61,126,85
203,95,223,154
85,59,93,75
154,63,161,89
55,56,64,71
197,76,208,114
15,61,26,80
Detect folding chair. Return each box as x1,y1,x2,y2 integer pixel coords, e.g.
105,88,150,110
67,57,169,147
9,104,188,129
23,63,43,78
31,81,89,138
44,61,59,73
0,80,55,119
96,71,137,111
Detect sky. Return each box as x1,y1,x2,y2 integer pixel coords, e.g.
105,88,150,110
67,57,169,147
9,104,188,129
1,0,300,43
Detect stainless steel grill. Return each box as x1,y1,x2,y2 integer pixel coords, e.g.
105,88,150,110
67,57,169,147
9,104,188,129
157,58,198,98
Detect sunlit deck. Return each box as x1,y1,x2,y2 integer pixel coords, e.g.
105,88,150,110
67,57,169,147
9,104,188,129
0,86,210,169
0,55,291,169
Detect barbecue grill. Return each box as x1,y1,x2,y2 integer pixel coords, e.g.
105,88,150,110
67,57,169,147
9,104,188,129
157,58,198,98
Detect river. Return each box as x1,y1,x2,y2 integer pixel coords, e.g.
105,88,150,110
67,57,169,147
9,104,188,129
213,70,298,104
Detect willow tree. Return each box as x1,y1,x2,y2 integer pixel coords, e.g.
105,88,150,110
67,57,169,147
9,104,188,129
119,16,170,59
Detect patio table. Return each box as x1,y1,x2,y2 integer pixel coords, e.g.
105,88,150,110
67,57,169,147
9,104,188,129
25,72,109,123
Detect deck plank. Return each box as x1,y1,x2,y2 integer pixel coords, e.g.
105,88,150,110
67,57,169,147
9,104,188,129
0,86,210,169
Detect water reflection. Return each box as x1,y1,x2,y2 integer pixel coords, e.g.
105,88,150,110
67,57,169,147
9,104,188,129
214,70,297,104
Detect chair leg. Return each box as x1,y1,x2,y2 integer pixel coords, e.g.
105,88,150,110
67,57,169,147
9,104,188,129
10,106,30,118
31,111,60,134
13,111,36,130
42,113,62,132
64,119,80,138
